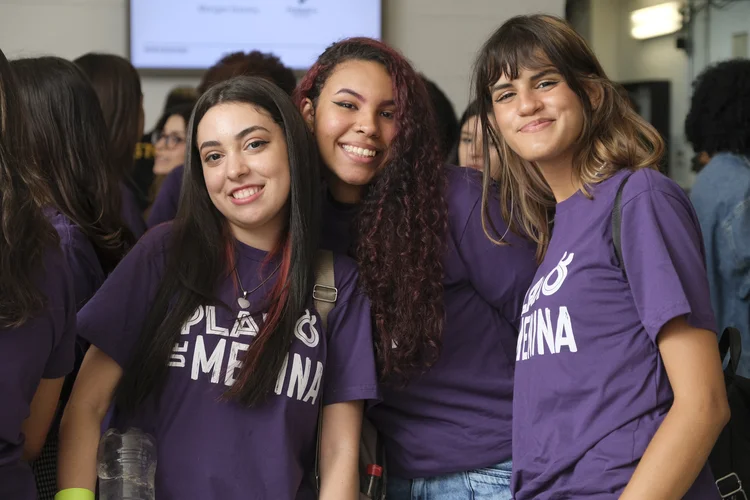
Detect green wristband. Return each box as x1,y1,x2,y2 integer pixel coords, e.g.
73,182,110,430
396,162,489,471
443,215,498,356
54,488,95,500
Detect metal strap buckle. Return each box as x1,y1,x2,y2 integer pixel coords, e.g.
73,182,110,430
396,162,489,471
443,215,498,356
313,284,338,303
716,473,746,499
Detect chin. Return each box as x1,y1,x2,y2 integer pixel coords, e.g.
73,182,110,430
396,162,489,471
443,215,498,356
331,165,376,187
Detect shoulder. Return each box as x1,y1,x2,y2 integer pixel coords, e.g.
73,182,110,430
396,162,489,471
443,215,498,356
694,153,750,198
46,210,93,255
330,252,361,304
444,164,486,230
619,168,690,208
166,165,185,188
131,222,173,261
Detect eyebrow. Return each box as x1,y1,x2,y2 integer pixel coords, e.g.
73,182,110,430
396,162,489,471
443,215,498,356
490,68,559,93
199,125,270,151
334,88,395,107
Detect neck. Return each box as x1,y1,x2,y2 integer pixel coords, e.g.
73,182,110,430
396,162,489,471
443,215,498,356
537,156,580,203
229,219,285,252
328,175,364,204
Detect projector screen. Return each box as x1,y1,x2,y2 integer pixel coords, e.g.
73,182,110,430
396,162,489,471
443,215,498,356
129,0,382,71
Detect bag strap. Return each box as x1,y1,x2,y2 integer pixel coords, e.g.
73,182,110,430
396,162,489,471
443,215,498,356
719,326,743,376
312,250,337,491
612,174,632,276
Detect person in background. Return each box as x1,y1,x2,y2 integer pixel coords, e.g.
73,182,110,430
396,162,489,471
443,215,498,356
474,14,728,499
450,100,502,180
57,76,378,500
133,86,198,208
0,47,77,500
147,51,297,228
686,58,750,378
75,53,148,238
11,56,134,500
420,75,459,161
143,103,194,221
296,37,537,499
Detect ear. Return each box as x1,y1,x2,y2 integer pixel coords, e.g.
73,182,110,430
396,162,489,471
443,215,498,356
300,98,315,132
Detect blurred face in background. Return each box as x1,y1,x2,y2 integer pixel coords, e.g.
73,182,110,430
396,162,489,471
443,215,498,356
458,114,501,180
153,114,187,175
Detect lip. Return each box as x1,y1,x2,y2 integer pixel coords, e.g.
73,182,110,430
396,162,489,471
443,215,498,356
228,184,264,205
339,142,382,165
519,119,554,133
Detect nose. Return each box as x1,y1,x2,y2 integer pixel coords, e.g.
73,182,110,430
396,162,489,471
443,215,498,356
356,111,380,138
517,89,542,117
226,152,251,181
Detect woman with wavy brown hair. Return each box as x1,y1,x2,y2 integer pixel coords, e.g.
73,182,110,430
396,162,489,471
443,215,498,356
474,14,728,500
295,38,537,499
0,48,76,500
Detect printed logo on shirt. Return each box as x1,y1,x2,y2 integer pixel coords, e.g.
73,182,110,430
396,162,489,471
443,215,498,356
517,251,578,361
168,306,323,404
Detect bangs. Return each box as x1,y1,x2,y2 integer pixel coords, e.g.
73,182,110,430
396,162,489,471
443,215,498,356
480,31,553,91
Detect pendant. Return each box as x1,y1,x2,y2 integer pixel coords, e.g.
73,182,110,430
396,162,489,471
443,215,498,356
237,294,250,309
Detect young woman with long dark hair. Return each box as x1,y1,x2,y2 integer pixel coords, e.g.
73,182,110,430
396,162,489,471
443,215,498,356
11,55,135,500
295,38,537,499
57,77,378,500
474,14,728,499
0,48,77,500
74,53,148,238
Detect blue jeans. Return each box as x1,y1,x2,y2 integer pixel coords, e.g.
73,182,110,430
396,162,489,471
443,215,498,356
386,460,513,500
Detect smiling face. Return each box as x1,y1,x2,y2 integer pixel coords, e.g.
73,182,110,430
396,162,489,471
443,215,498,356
490,65,584,173
198,102,291,250
302,59,398,202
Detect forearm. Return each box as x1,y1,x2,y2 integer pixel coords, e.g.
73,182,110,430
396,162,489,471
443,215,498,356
319,444,359,500
57,401,104,492
620,401,727,500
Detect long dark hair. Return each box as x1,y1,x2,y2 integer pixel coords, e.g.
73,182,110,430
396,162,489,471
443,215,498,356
295,38,448,384
74,53,143,180
11,57,133,272
0,48,59,327
116,77,321,409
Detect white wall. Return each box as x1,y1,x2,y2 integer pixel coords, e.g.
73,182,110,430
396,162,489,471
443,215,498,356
585,0,693,186
0,0,563,131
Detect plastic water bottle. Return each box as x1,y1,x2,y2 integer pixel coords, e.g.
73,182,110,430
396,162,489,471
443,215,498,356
97,428,157,500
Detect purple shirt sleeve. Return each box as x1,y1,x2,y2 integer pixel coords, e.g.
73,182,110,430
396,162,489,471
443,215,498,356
457,190,538,328
77,225,169,367
147,166,183,228
621,170,717,340
42,252,78,379
56,221,105,309
322,256,380,406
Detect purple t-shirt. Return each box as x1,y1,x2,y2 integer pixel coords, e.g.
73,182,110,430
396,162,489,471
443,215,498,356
0,246,77,500
120,182,146,239
146,165,183,228
512,168,719,499
321,165,538,478
47,209,106,309
77,223,379,500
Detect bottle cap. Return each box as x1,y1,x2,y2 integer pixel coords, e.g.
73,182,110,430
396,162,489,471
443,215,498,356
366,464,383,477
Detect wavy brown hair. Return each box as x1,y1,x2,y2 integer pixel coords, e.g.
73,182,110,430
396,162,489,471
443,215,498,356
0,48,58,327
295,38,448,384
473,15,664,261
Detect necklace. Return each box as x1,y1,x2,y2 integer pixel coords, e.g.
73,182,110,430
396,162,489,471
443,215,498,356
234,264,281,309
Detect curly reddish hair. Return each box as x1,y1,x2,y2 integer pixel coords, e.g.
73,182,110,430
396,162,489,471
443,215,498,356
294,38,448,384
198,51,297,95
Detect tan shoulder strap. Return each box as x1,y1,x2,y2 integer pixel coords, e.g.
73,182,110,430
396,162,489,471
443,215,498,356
313,250,337,332
313,249,337,491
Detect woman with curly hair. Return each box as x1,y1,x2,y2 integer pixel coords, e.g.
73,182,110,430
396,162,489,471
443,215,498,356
474,14,728,499
295,38,537,499
0,48,77,500
686,58,750,379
